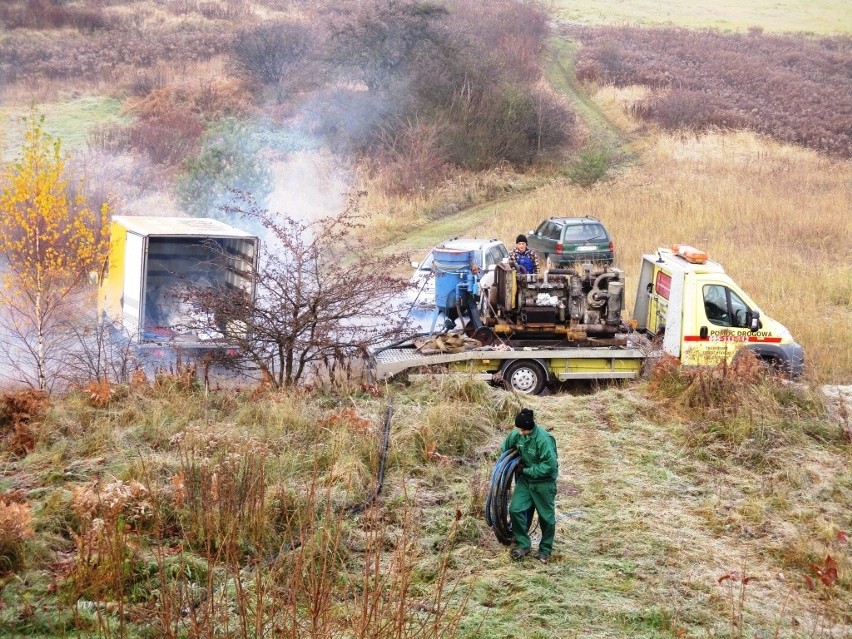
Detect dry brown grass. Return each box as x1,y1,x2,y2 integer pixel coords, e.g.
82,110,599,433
362,166,550,243
462,128,851,383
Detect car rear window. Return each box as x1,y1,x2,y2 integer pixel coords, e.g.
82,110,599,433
562,223,606,242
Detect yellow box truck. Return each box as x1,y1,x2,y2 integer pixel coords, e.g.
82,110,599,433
98,216,258,349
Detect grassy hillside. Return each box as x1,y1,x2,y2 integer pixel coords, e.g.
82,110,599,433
0,371,849,637
554,0,851,34
1,5,850,635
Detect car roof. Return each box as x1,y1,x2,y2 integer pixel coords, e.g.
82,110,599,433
437,238,502,251
545,216,602,225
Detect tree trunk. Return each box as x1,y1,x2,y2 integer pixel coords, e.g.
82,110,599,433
35,229,47,391
36,286,46,390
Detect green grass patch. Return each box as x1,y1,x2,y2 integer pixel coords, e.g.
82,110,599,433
2,96,127,159
546,38,630,156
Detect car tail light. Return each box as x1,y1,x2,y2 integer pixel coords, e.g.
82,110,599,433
556,243,563,253
609,241,614,252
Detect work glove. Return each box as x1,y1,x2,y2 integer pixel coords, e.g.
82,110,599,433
514,460,525,476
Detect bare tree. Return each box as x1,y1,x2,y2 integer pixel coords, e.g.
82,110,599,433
57,318,139,386
229,20,318,100
328,0,449,95
182,194,413,388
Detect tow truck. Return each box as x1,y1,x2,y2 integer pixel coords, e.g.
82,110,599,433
370,244,803,394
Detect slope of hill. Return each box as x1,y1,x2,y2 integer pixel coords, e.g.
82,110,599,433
554,0,851,34
1,3,850,635
0,371,849,637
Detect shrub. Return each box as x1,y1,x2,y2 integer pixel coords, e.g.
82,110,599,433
128,111,206,166
647,352,830,467
0,0,109,32
169,426,271,555
319,0,578,184
1,390,49,457
70,479,152,604
567,148,610,188
166,0,253,20
0,23,232,85
441,82,575,169
130,79,251,122
647,89,752,131
175,118,272,219
0,499,34,575
373,116,449,195
229,20,319,99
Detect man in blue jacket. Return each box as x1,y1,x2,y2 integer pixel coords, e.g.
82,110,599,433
509,235,540,275
501,407,558,563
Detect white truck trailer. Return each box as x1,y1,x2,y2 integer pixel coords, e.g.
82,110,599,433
98,216,258,351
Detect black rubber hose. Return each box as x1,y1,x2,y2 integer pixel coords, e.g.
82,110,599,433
485,450,529,545
346,397,394,515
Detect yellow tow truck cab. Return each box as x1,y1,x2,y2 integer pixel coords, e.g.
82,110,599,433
634,245,803,376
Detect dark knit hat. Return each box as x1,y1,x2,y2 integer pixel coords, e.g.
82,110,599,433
515,408,535,430
516,234,528,244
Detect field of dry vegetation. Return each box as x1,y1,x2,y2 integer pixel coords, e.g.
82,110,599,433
572,26,851,158
460,130,852,384
0,369,849,637
0,1,850,637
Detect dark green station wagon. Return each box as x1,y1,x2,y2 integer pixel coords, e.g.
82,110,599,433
526,216,614,267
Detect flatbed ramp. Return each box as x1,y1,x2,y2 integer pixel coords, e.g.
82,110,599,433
371,345,647,382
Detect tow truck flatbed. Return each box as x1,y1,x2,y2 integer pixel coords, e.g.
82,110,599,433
371,344,648,383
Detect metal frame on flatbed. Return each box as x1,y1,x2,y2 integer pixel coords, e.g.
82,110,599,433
370,345,647,382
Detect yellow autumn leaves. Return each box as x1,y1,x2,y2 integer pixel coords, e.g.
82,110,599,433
0,115,110,297
0,114,112,389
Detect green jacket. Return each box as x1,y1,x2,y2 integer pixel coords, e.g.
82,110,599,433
501,424,558,483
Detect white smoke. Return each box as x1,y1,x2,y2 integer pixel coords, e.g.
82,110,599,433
264,148,352,224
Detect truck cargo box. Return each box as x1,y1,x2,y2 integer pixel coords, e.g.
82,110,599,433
99,216,258,348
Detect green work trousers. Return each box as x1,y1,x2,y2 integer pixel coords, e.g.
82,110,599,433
509,479,557,554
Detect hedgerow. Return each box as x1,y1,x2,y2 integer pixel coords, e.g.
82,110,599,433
0,24,232,87
573,26,852,157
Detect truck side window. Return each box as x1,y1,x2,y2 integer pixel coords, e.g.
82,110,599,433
703,285,751,328
703,285,731,326
728,289,750,328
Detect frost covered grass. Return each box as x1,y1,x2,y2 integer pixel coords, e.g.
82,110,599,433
1,372,849,637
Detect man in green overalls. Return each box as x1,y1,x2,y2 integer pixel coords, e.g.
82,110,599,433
501,408,558,563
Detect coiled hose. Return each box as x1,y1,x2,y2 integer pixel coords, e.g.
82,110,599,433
485,450,534,545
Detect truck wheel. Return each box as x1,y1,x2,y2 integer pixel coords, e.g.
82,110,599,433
503,360,547,395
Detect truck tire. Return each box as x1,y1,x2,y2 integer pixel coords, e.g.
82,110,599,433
503,360,547,395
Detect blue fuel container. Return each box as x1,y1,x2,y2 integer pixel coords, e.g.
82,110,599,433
433,248,476,314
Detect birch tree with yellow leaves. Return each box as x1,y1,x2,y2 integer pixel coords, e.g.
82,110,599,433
0,116,110,390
